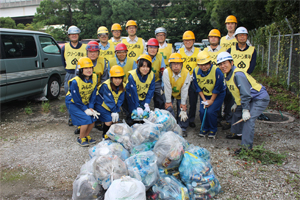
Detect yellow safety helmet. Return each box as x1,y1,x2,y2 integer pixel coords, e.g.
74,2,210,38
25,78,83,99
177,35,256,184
208,29,221,37
182,30,195,40
137,54,152,63
197,51,211,65
126,20,137,28
110,65,125,77
111,23,122,31
168,53,183,63
225,15,237,24
97,26,108,35
77,57,94,69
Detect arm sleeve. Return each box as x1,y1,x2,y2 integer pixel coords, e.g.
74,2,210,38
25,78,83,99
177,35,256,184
107,61,111,72
163,69,172,103
193,69,202,93
132,61,137,70
100,62,109,83
114,91,125,113
69,80,88,111
212,68,225,94
144,75,156,104
181,73,191,105
100,85,121,113
125,75,140,110
159,58,166,78
247,48,257,74
61,46,66,68
88,85,97,109
234,72,252,110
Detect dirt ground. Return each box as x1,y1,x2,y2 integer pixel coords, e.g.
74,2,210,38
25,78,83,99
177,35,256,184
0,90,299,200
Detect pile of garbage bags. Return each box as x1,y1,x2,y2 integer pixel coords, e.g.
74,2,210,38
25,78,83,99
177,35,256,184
72,109,222,200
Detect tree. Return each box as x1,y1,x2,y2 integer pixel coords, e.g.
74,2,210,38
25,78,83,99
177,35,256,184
0,17,16,29
16,23,26,29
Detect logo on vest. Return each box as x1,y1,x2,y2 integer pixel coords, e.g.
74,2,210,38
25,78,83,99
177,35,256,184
204,79,214,85
229,85,235,91
71,58,78,65
186,64,192,71
172,87,179,93
237,61,246,68
139,92,147,99
152,68,157,73
129,51,136,57
202,87,209,93
160,52,167,59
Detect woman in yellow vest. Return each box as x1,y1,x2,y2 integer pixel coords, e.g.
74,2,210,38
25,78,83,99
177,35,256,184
124,54,155,125
94,65,126,139
65,57,100,147
193,51,226,138
217,52,270,154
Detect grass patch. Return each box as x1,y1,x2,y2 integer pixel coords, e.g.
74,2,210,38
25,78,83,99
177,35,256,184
24,102,33,115
1,167,28,182
59,104,67,113
41,101,51,113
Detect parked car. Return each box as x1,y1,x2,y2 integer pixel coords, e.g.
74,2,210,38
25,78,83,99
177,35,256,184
0,28,65,103
57,41,66,48
174,42,183,51
194,42,206,50
202,39,210,47
81,39,100,44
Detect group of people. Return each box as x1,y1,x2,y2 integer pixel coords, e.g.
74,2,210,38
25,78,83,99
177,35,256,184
62,15,270,154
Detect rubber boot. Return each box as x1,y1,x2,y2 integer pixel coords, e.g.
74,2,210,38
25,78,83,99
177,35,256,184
102,124,111,139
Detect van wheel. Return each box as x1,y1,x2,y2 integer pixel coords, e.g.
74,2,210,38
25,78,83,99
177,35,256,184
47,77,60,99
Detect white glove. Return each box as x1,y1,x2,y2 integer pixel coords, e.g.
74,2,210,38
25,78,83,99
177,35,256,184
137,107,143,116
242,109,251,121
231,103,237,113
179,108,188,122
84,109,94,116
144,103,150,112
91,109,100,119
111,112,119,123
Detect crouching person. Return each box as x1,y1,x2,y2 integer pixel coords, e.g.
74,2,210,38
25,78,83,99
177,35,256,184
94,65,126,139
65,57,100,147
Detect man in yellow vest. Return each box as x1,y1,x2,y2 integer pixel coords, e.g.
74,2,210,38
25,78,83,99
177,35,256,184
220,15,238,50
217,52,269,153
97,26,115,64
155,27,174,68
178,30,201,128
122,20,146,61
163,53,191,137
61,25,87,126
108,23,122,47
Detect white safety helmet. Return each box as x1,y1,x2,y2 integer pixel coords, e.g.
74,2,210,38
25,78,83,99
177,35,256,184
234,27,248,36
216,52,233,65
68,26,81,35
155,27,167,36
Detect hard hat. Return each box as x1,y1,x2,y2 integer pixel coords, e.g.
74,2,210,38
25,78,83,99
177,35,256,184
110,65,125,77
111,23,122,31
147,38,159,47
182,30,195,40
197,51,211,65
208,29,221,37
216,52,233,65
86,41,100,51
77,57,94,69
225,15,237,24
126,20,137,28
168,53,183,63
68,26,81,34
234,27,248,36
97,26,109,35
115,43,127,51
137,54,152,64
155,27,167,35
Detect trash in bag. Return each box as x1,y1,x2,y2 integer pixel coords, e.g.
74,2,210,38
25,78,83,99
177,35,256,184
125,151,159,190
159,166,181,180
186,144,211,163
88,140,130,161
152,174,189,200
105,176,146,200
93,155,128,189
150,109,177,132
131,109,149,120
188,177,222,199
130,141,157,156
131,122,161,147
172,124,183,136
153,131,186,169
79,157,96,176
72,173,104,200
106,121,133,150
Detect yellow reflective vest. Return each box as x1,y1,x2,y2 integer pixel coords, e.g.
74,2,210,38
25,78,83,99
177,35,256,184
122,38,144,61
93,57,105,87
158,43,172,68
100,79,125,111
220,36,237,50
194,66,217,96
167,67,189,99
108,57,135,83
64,43,87,70
128,70,154,101
99,43,115,64
108,39,121,47
231,45,255,72
179,47,200,75
151,53,163,82
203,47,227,67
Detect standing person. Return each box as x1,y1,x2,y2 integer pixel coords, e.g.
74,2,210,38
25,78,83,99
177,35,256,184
94,65,126,139
61,25,87,126
97,26,115,64
124,54,155,125
220,15,238,50
163,53,191,137
193,51,226,138
178,30,201,128
122,20,146,61
109,23,123,47
155,27,174,68
217,52,270,153
146,38,166,109
65,57,100,147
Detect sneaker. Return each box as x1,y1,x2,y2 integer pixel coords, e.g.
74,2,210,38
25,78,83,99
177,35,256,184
182,131,187,137
74,126,80,134
208,131,216,138
226,133,241,140
257,113,270,121
102,134,110,140
199,130,207,137
77,137,89,147
68,118,73,126
86,136,97,144
222,122,231,130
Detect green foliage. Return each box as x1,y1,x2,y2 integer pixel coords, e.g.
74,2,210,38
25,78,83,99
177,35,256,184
41,101,51,113
59,104,67,113
24,103,33,115
16,23,25,29
45,26,67,41
0,17,16,29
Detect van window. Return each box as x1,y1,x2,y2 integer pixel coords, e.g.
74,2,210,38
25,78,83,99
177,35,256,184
39,36,60,54
1,35,37,58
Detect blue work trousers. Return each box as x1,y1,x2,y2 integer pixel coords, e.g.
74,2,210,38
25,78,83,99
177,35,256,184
166,97,189,131
188,82,198,123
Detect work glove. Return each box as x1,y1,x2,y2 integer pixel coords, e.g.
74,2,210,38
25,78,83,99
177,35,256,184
180,104,187,111
91,109,100,119
84,109,94,116
137,107,143,116
111,112,119,123
231,103,237,113
201,101,208,109
144,103,150,112
242,109,251,121
179,108,188,122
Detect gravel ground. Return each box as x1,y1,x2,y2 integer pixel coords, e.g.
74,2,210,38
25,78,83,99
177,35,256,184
0,92,299,200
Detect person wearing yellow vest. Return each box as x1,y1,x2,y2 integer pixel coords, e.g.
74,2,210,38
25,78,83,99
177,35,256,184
193,51,226,138
94,65,126,139
122,20,146,61
108,23,122,47
163,53,191,137
61,25,87,126
217,52,269,153
65,57,100,147
124,54,155,125
178,30,201,128
155,27,174,68
97,26,115,64
146,38,166,109
220,15,238,50
108,43,137,83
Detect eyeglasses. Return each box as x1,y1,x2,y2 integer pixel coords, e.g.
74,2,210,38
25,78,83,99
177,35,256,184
156,34,165,37
117,51,127,54
98,34,108,38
